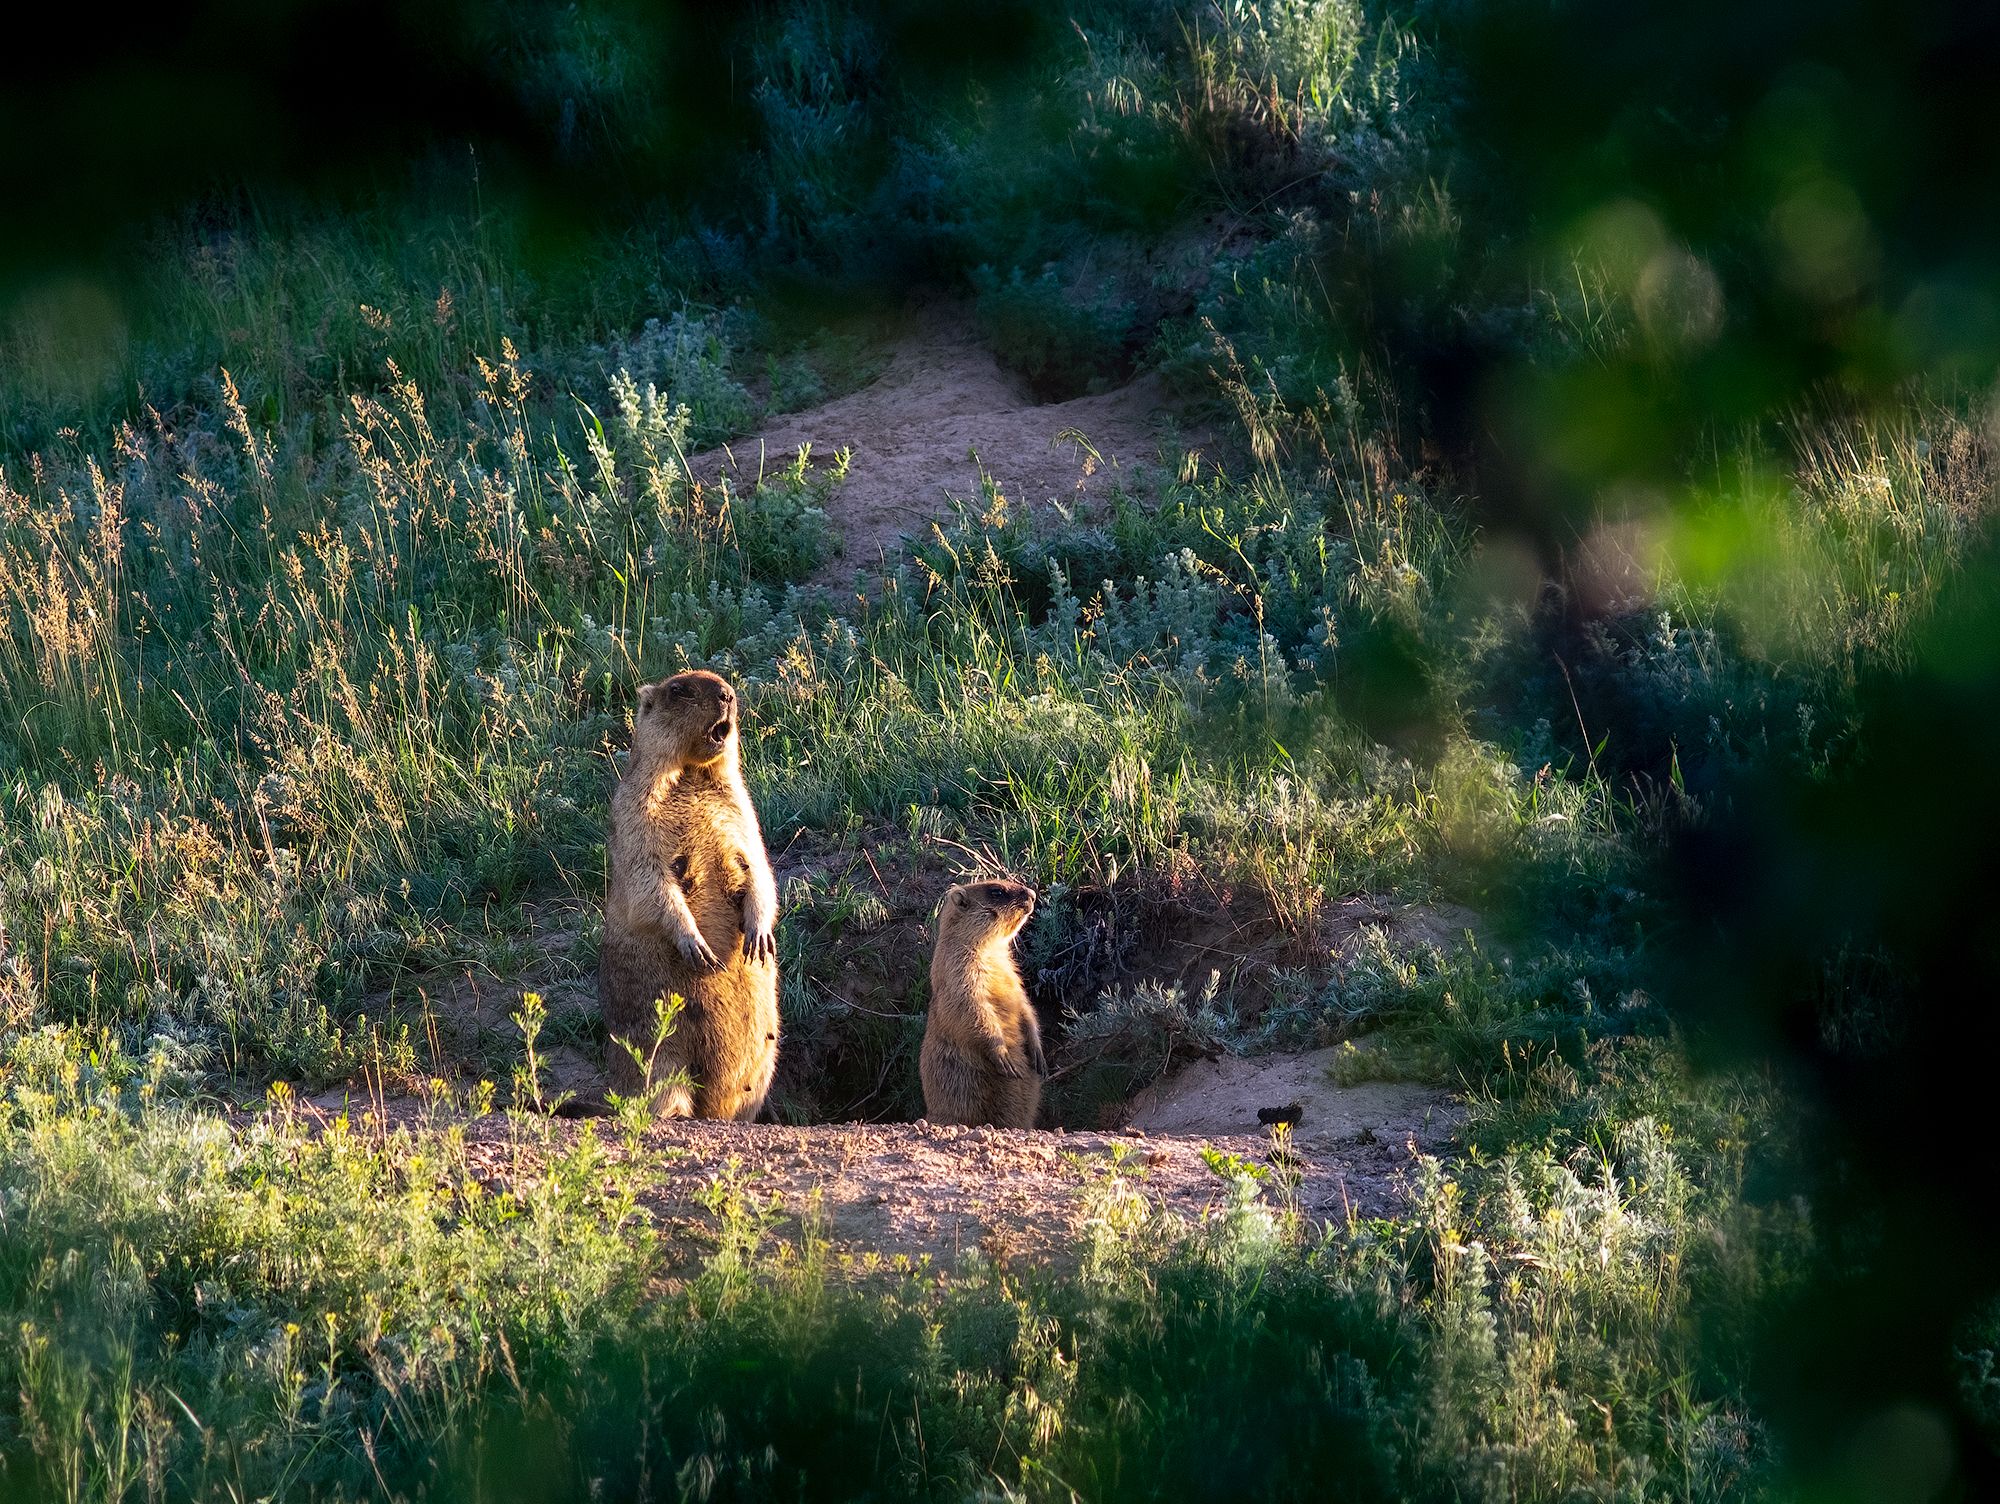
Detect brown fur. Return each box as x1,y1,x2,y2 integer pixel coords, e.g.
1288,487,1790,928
598,670,779,1120
920,880,1044,1129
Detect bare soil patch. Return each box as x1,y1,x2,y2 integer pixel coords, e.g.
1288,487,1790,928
290,1105,1456,1276
690,308,1210,587
1319,895,1484,959
1125,1046,1460,1150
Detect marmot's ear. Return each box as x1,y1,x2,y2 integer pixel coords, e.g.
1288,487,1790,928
637,683,656,716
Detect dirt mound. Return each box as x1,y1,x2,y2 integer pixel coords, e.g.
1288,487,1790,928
286,1106,1450,1274
320,856,1466,1270
1319,896,1483,959
691,310,1208,587
1124,1047,1461,1161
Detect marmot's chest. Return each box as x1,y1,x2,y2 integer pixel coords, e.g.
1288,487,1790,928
940,951,1028,1017
668,838,752,899
647,799,752,893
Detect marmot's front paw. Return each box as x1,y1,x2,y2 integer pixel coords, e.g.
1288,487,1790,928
992,1048,1028,1080
743,926,778,964
678,933,723,971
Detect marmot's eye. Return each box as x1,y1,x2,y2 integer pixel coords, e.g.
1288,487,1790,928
668,683,689,700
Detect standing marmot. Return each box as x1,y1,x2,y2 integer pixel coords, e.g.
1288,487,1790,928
921,879,1044,1128
599,669,779,1120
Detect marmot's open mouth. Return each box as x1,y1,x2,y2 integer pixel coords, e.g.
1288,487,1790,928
707,717,733,746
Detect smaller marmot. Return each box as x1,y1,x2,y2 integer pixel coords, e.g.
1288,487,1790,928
599,669,779,1120
921,879,1044,1129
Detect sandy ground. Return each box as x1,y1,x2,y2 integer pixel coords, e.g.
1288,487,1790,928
301,1059,1457,1275
689,309,1208,587
1126,1046,1458,1153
